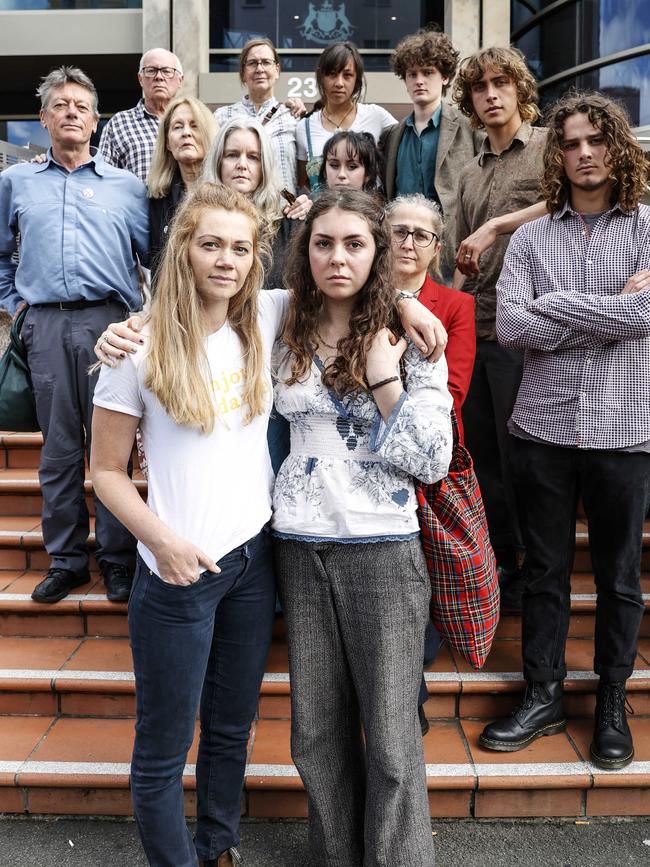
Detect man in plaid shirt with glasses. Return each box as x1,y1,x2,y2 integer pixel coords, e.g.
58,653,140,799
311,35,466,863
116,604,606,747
480,92,650,771
99,48,184,183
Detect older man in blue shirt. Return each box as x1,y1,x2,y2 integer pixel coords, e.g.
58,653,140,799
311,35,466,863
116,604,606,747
0,66,149,603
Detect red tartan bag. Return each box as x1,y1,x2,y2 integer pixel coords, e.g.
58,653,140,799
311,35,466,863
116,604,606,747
416,411,500,669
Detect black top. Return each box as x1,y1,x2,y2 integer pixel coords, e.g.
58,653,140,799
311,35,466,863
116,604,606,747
265,217,297,291
148,170,186,290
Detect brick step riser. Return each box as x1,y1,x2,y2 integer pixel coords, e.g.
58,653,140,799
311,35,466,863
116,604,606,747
4,689,645,722
3,546,647,575
0,778,645,821
3,608,650,640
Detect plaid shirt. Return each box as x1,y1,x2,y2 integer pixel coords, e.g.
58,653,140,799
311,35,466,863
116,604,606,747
98,99,159,184
214,95,298,193
496,202,650,449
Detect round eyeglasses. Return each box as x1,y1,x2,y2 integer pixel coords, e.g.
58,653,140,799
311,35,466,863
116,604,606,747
244,58,277,70
390,226,438,248
140,66,181,79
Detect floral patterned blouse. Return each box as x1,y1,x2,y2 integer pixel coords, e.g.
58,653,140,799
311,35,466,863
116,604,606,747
271,342,453,543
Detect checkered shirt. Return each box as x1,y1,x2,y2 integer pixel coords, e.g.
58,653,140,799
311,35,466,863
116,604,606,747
496,202,650,449
98,99,159,184
214,95,298,193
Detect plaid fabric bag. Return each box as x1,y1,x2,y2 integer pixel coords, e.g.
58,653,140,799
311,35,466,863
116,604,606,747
416,410,500,669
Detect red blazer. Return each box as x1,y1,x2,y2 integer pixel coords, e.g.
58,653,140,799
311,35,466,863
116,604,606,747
417,274,476,441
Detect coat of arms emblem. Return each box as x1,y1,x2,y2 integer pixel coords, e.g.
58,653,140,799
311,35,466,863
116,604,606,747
299,1,354,45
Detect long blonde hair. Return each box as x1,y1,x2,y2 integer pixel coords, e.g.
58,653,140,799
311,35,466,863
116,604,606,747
145,182,268,433
147,96,218,199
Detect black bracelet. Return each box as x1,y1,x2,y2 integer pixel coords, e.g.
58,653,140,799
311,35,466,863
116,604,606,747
368,375,400,392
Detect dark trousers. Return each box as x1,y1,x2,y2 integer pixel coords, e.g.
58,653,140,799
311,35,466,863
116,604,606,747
513,438,650,683
418,621,443,707
463,339,524,566
22,303,135,572
128,532,276,867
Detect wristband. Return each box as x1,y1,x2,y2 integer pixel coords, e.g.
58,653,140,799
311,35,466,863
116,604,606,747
368,375,400,392
395,290,417,305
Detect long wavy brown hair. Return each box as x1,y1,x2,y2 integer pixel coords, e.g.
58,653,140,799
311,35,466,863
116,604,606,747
281,188,399,397
542,91,649,213
453,46,540,130
146,182,268,433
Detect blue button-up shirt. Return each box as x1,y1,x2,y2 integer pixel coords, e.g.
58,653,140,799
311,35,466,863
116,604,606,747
0,148,149,316
395,105,442,204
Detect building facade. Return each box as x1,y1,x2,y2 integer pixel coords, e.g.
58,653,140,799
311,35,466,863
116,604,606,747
1,1,647,143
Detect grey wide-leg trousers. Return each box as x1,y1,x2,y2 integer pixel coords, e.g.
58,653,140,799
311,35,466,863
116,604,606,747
275,537,435,867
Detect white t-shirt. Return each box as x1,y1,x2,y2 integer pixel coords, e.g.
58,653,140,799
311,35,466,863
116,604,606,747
93,289,288,574
295,103,397,162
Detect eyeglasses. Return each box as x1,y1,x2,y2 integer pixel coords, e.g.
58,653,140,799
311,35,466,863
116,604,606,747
243,58,277,70
140,66,181,79
390,226,438,248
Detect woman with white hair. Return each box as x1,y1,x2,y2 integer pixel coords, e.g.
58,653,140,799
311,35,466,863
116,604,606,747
202,115,311,291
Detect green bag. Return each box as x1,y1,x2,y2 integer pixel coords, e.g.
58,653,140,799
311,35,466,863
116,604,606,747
0,306,39,431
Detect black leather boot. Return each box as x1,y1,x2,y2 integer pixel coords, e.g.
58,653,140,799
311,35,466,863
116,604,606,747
590,680,634,770
479,680,566,751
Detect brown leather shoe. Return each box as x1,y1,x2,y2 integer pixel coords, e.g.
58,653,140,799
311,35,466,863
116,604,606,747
199,847,242,867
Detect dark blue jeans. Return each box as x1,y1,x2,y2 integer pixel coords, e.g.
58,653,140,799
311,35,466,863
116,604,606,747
128,531,276,867
513,438,650,683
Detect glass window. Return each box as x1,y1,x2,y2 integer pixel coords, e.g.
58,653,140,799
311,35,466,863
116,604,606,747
0,0,140,8
539,54,650,127
511,0,562,32
513,0,650,64
597,0,650,56
2,119,107,149
210,0,443,68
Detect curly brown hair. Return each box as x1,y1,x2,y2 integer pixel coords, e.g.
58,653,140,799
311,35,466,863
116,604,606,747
541,91,649,213
453,46,540,130
281,188,400,398
391,27,459,91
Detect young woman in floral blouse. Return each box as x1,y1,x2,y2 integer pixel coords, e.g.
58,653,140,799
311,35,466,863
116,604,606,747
272,188,452,867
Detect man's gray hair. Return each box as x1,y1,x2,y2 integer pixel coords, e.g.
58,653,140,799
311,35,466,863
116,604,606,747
36,66,99,116
138,49,183,75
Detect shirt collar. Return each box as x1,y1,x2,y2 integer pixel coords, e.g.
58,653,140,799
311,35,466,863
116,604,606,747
137,98,159,120
243,93,278,115
477,121,532,166
37,145,104,176
405,103,442,133
552,198,631,221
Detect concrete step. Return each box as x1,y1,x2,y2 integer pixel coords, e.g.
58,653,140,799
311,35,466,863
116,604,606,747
0,713,648,819
2,631,650,722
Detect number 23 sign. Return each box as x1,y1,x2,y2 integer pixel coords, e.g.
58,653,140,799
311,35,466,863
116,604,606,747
286,76,318,99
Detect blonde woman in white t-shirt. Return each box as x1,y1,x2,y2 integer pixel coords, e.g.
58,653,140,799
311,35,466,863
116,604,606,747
90,183,287,867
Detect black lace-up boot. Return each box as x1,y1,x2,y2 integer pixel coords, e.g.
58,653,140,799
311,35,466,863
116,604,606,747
479,680,566,751
590,680,634,770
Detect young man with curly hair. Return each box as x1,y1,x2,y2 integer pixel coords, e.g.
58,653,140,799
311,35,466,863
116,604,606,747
452,46,548,607
382,28,482,279
480,92,650,770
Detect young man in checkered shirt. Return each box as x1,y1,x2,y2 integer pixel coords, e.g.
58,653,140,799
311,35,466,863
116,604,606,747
480,92,650,770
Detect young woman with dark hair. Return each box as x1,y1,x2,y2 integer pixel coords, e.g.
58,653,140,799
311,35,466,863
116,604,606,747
272,188,452,866
317,129,384,194
295,42,396,190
